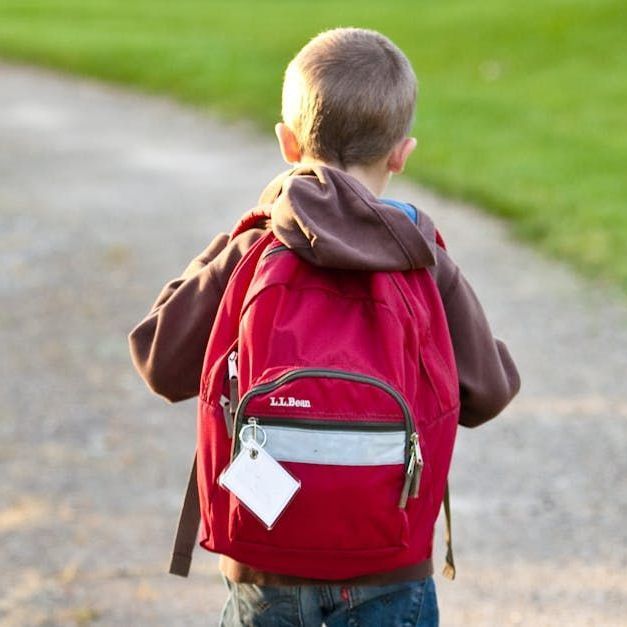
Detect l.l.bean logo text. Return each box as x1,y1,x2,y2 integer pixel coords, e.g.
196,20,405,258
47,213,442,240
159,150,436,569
269,396,312,408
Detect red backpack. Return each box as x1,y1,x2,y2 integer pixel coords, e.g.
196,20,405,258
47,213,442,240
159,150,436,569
169,209,460,580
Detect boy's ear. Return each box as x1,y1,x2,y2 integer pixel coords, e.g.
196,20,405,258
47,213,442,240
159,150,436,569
387,137,417,174
275,122,302,165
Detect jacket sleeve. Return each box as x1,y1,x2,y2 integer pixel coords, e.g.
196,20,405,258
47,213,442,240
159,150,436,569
128,229,264,403
432,247,521,427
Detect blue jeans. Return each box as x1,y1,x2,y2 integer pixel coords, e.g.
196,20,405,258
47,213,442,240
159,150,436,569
219,576,438,626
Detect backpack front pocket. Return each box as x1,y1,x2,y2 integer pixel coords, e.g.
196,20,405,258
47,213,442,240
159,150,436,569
224,369,422,553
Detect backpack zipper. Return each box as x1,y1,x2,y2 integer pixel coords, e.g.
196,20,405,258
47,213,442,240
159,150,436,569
262,244,290,259
225,350,239,434
250,416,405,432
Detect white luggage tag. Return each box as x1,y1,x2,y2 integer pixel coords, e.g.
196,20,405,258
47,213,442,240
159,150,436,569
218,419,301,529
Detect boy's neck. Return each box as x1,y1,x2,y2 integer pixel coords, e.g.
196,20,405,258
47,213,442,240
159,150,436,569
298,157,391,197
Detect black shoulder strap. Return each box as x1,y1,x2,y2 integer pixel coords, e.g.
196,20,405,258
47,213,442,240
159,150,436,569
442,480,456,580
169,455,199,577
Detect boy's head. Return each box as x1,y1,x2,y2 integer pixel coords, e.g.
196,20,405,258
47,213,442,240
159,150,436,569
276,28,417,176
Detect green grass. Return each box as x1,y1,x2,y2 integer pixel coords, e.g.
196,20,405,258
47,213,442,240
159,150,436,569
1,1,626,290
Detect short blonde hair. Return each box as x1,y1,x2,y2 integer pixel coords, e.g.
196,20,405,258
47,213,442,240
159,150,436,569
282,27,417,167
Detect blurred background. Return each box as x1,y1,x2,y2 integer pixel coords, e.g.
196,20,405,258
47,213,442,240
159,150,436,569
1,1,626,625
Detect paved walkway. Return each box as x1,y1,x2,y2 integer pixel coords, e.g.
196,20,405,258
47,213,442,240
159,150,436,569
1,62,626,626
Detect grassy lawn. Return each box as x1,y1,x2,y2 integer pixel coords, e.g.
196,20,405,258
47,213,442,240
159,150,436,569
1,1,625,291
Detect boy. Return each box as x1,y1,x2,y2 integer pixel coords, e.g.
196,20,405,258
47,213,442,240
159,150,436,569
129,27,520,626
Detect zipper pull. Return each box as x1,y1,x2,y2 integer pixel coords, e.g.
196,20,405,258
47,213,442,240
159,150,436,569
219,395,233,437
409,433,424,498
398,433,423,509
398,446,417,509
228,351,238,380
227,351,239,418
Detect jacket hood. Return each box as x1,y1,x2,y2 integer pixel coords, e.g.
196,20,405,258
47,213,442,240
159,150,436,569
258,165,437,271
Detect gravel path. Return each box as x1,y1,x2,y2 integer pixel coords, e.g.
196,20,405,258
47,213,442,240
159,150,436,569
1,63,626,626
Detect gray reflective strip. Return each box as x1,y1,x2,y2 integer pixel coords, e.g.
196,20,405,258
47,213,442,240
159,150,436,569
261,425,405,466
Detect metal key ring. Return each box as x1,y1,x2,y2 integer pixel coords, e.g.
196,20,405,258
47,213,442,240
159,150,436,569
239,423,267,449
